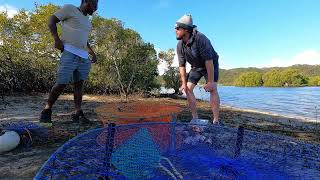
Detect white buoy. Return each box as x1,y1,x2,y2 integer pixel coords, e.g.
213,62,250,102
190,118,209,125
0,130,20,153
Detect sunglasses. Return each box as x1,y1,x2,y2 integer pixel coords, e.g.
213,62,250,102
175,27,183,30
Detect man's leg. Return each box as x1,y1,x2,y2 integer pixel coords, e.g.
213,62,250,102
40,83,66,123
203,66,220,123
73,80,84,113
41,51,76,122
210,85,220,123
74,55,91,113
72,58,92,124
46,51,76,110
72,80,91,124
186,82,198,119
44,84,67,110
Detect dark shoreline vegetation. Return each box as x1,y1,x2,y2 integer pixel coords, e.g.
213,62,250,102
175,65,320,88
218,65,320,87
158,64,320,92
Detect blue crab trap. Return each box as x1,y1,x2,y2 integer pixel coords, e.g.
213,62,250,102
0,121,49,147
35,122,320,179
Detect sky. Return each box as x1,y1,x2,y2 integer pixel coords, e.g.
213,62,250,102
0,0,319,72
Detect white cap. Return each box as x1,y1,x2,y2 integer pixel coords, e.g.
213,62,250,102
176,14,196,30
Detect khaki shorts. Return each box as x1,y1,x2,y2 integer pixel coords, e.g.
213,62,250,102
56,50,91,84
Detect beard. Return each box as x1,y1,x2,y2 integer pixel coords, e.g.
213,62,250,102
176,36,182,40
88,10,94,15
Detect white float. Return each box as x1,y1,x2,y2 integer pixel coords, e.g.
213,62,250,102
0,130,20,153
190,118,209,125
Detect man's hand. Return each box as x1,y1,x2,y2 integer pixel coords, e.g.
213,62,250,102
54,38,64,52
90,53,97,63
204,82,217,92
87,42,96,63
178,83,188,95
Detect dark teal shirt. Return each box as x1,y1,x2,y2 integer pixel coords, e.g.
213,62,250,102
177,30,219,69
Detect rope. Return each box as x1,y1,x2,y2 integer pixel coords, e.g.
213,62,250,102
23,127,33,145
158,156,183,179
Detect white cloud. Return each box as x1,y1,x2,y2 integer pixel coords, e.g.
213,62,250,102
0,4,18,18
172,53,179,67
157,58,169,75
155,47,168,76
262,57,288,68
261,49,320,68
291,49,320,66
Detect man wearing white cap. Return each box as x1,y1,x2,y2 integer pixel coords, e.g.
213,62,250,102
175,14,221,124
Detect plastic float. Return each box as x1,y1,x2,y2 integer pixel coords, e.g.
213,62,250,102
0,130,20,153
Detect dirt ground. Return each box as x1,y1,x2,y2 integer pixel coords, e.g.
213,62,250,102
0,94,319,179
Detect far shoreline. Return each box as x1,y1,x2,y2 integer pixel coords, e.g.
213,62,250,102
178,93,319,122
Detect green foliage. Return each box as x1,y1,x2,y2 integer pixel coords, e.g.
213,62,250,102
308,76,320,86
221,65,320,87
0,4,59,94
289,64,320,77
257,69,307,87
87,16,159,99
281,69,308,87
235,72,263,87
262,69,285,87
158,49,175,67
219,68,262,86
163,67,181,93
156,76,165,85
0,4,160,98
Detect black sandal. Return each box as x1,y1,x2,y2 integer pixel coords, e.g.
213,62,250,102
40,109,52,123
72,110,92,125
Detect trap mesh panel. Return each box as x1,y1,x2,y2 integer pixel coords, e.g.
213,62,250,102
35,125,120,180
0,121,46,134
110,128,161,179
35,122,320,179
